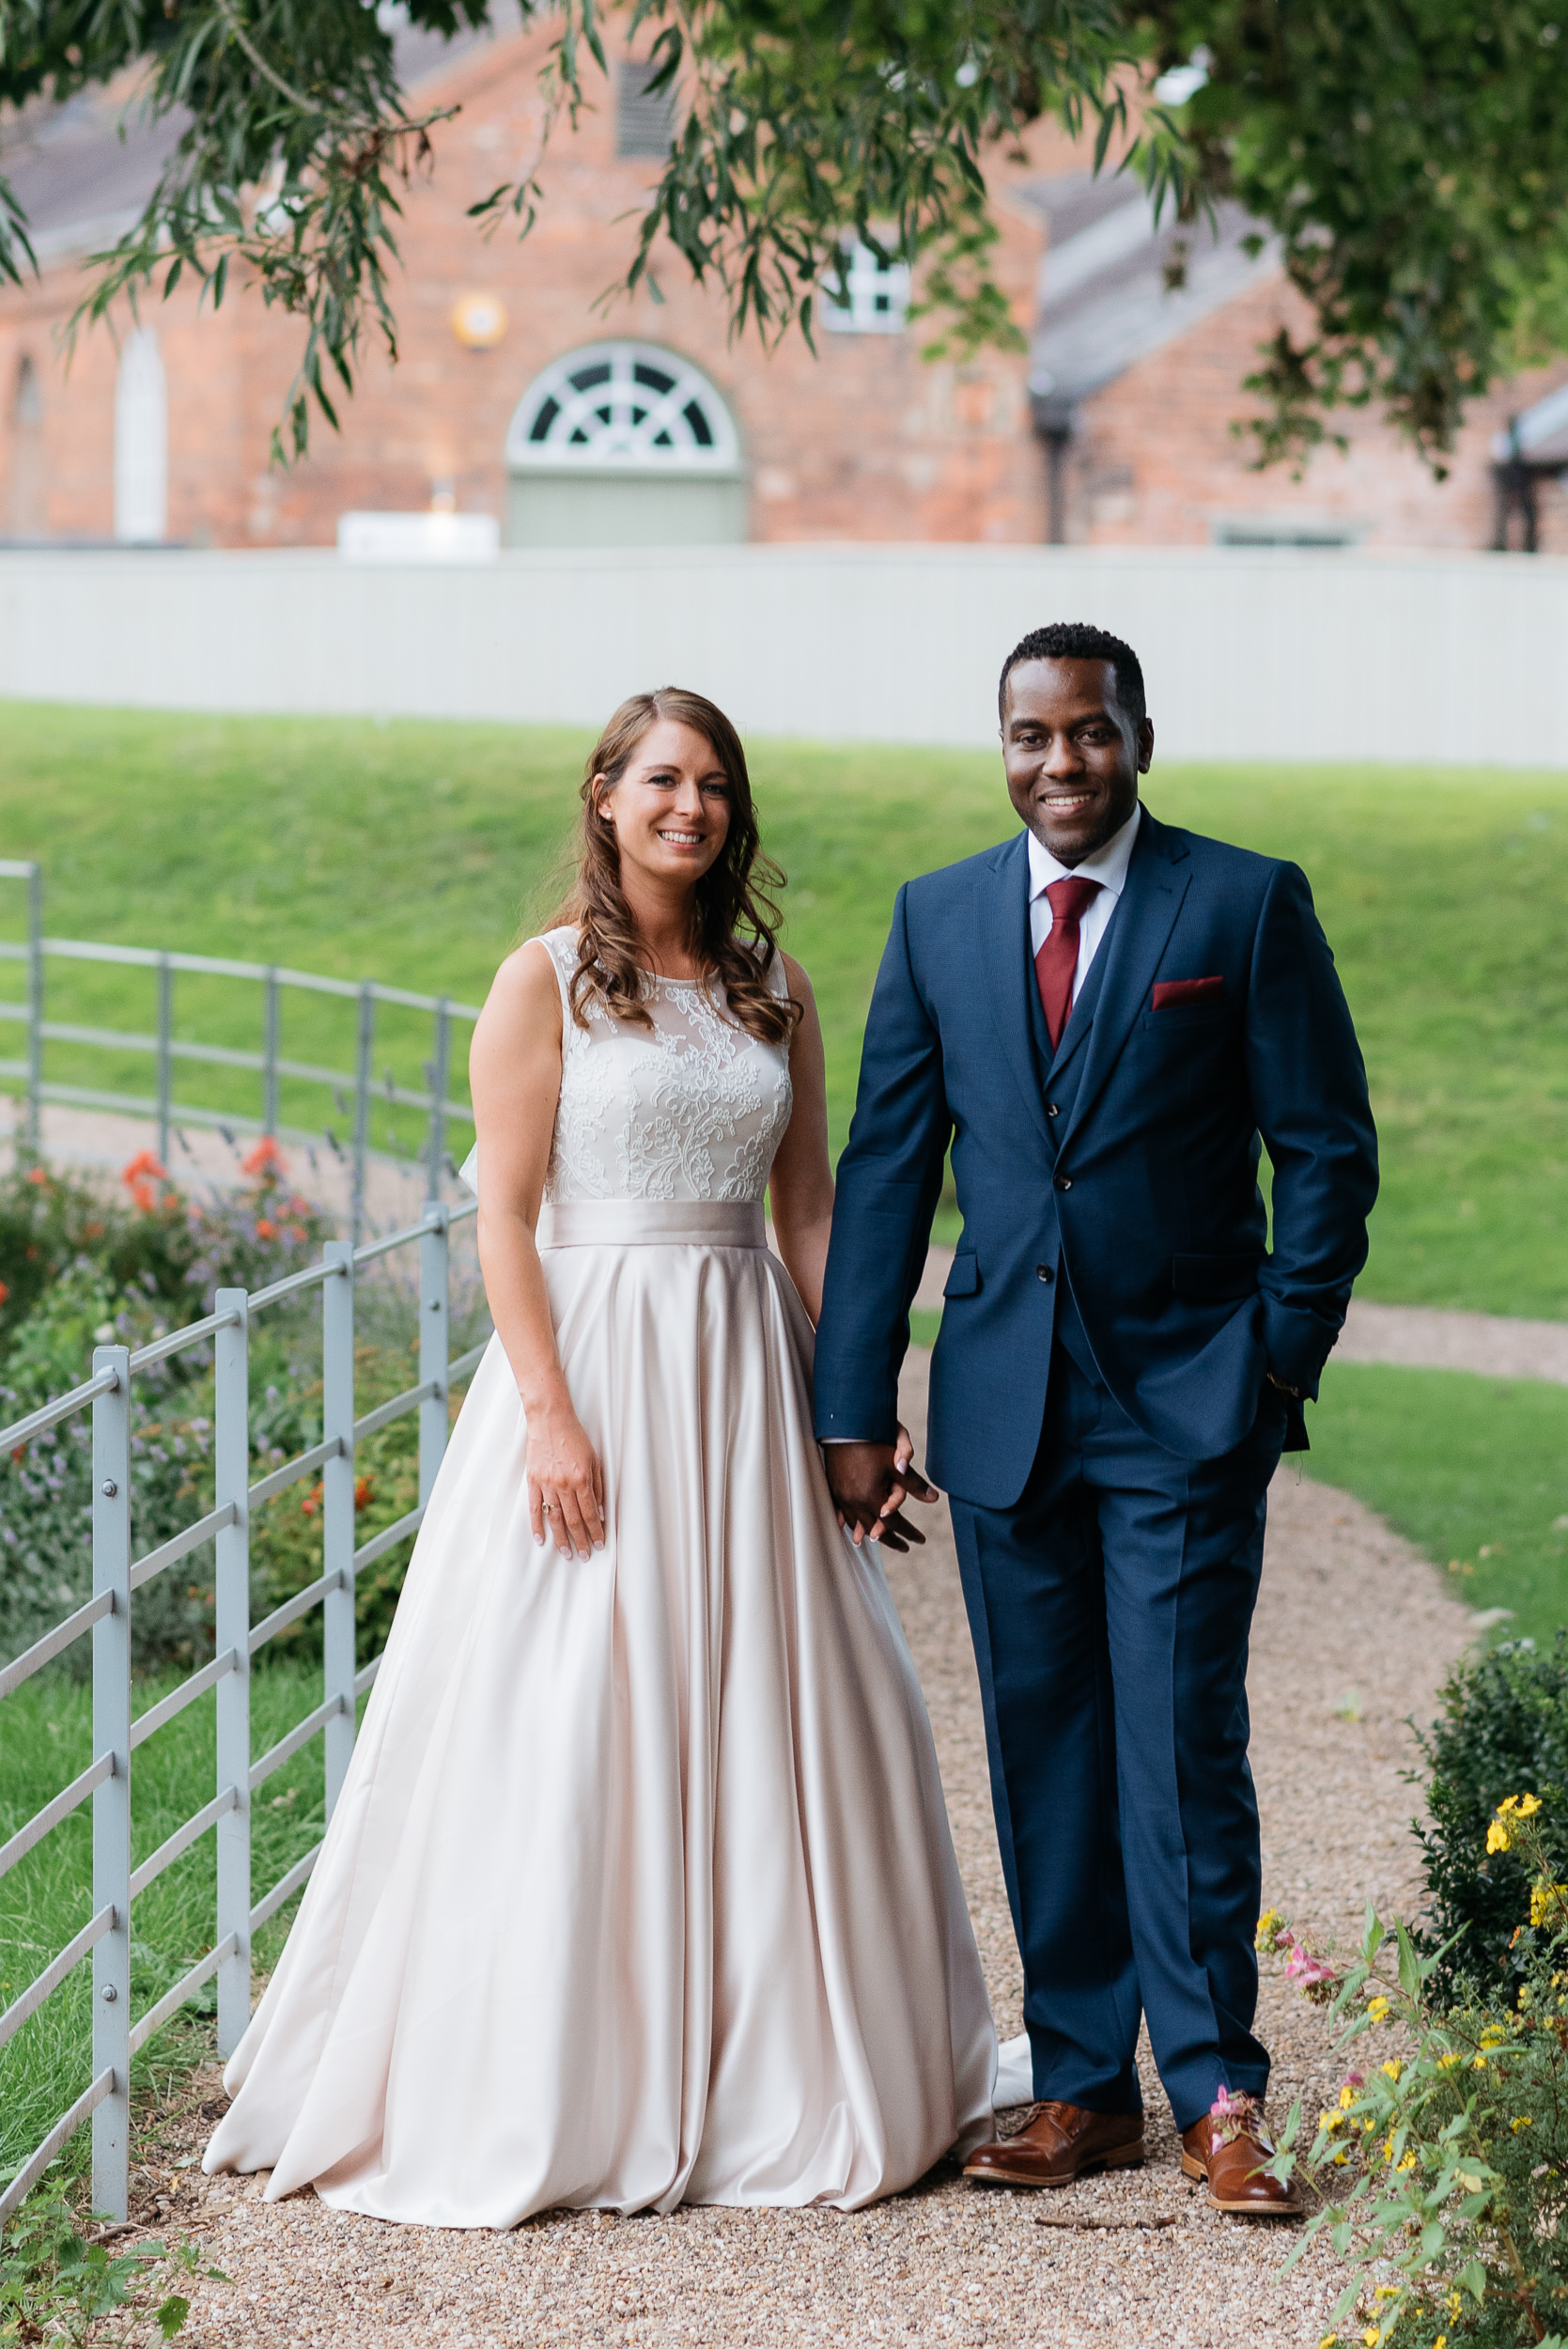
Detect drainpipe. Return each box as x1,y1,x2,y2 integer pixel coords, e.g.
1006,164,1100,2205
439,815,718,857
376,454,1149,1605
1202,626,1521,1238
1029,383,1076,545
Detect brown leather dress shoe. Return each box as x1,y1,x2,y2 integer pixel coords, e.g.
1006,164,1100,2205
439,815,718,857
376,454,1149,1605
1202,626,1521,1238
963,2101,1145,2189
1180,2097,1302,2217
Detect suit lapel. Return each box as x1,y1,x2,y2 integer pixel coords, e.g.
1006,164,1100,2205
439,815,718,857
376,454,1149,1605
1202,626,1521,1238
979,832,1054,1150
1060,810,1192,1151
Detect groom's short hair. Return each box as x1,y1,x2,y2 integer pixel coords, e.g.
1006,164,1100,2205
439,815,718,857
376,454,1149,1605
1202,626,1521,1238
999,624,1147,729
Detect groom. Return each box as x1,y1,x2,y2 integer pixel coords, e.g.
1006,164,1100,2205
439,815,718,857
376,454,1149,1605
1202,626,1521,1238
815,623,1377,2213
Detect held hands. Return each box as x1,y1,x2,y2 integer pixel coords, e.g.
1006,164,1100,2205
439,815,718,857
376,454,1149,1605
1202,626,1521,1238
825,1427,939,1554
526,1393,607,1558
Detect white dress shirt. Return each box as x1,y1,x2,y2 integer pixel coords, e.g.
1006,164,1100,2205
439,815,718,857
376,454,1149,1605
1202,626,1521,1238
1027,801,1141,1006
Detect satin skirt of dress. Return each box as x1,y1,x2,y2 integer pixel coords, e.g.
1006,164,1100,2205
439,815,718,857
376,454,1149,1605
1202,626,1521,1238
203,1201,996,2229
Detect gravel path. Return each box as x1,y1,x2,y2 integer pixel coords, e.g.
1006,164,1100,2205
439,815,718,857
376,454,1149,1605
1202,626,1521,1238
107,1361,1478,2349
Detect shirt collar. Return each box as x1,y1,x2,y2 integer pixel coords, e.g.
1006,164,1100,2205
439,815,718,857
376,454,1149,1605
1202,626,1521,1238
1026,801,1142,901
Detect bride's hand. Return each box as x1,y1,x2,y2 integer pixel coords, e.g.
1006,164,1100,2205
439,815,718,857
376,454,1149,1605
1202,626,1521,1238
527,1398,607,1558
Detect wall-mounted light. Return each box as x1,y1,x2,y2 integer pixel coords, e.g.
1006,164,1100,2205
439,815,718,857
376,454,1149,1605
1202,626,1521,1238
450,292,508,351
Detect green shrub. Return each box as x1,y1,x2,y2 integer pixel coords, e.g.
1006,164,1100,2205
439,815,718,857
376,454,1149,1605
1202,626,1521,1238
0,1151,332,1674
1266,1799,1568,2349
1410,1637,1568,2003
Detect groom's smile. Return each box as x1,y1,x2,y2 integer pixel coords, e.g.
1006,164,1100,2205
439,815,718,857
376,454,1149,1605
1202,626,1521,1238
1001,655,1155,867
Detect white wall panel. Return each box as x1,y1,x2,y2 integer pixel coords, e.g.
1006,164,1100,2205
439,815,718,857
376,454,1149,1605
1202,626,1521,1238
0,544,1564,766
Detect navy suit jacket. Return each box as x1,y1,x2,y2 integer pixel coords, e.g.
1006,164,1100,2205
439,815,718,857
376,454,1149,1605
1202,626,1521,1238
813,808,1379,1508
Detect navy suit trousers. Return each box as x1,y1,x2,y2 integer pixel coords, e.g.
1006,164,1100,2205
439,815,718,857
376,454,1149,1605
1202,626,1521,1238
947,1338,1287,2130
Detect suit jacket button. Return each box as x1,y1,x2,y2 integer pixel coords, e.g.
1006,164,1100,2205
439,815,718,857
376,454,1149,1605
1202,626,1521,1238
1035,1264,1053,1283
1054,1174,1071,1191
1046,1102,1060,1118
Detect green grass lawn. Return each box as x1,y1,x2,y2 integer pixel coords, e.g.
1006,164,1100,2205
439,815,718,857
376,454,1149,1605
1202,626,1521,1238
1,1659,345,2190
0,705,1564,1317
1302,1361,1568,1651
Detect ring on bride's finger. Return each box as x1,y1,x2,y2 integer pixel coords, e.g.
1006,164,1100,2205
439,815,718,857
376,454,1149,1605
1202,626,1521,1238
542,1501,552,1517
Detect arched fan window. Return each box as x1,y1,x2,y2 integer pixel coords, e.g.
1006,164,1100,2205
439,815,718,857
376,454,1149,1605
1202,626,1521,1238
505,342,741,474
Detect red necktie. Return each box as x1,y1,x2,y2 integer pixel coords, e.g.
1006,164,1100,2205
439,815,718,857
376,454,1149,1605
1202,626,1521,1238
1034,876,1102,1051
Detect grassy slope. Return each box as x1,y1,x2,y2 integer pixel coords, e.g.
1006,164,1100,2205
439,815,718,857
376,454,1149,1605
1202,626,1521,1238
0,705,1564,1315
0,1662,340,2186
1303,1360,1568,1650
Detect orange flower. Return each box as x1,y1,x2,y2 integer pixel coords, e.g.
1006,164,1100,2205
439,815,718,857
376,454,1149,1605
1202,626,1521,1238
121,1147,168,1214
255,1218,276,1241
301,1483,322,1518
354,1476,373,1511
0,1280,9,1307
24,1166,48,1187
242,1136,284,1179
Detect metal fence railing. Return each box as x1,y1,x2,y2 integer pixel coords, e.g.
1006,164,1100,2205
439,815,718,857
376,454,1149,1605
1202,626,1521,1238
0,862,482,1240
0,1196,489,2223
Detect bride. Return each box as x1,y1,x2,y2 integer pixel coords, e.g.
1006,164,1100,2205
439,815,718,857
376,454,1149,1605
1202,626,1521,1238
204,687,996,2228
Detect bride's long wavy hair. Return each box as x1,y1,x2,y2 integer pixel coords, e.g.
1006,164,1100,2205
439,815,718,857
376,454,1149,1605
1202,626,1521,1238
552,688,800,1047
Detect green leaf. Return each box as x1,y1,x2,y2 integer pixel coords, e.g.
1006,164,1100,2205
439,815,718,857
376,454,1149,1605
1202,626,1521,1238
1459,2258,1487,2301
1395,1921,1421,1999
157,2292,192,2340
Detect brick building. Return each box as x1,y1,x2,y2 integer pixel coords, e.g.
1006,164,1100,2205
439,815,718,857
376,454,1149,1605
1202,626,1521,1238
2,22,1565,552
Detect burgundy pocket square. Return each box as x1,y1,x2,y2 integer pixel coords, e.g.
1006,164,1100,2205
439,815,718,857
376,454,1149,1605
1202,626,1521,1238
1152,976,1224,1009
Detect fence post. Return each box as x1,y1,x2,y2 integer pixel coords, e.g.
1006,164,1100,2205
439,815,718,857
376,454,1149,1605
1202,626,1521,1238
213,1290,251,2059
350,985,375,1247
419,1204,449,1507
91,1346,132,2223
25,860,42,1154
321,1242,356,1815
262,968,280,1138
155,954,172,1171
424,1000,450,1205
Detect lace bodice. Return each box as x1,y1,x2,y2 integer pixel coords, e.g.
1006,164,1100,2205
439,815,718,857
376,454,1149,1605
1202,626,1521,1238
527,927,794,1206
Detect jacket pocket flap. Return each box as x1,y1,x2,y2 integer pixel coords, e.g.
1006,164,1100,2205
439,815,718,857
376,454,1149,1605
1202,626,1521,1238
1171,1252,1260,1302
942,1252,981,1299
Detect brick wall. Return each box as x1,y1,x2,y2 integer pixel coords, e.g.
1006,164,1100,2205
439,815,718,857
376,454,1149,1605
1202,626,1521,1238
1064,270,1568,553
0,25,1055,547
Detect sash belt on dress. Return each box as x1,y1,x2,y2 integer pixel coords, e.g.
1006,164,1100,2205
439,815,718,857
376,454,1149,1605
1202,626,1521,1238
536,1200,767,1250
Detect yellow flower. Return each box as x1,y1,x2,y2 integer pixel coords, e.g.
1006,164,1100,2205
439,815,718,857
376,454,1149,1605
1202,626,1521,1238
1488,1821,1512,1854
1436,2338,1447,2349
1339,2085,1357,2109
1381,2135,1397,2163
1474,2055,1488,2068
1439,2050,1464,2068
1513,2115,1534,2132
1479,2026,1508,2047
1319,2337,1339,2349
1397,2151,1417,2171
1320,2109,1343,2134
1448,2292,1463,2317
1530,1883,1567,1928
1367,1996,1391,2022
1518,1793,1542,1816
1382,2060,1403,2081
1362,2329,1381,2347
1256,1907,1284,1950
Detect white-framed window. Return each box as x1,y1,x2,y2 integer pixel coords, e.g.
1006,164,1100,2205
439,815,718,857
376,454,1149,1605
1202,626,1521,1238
505,342,741,473
114,328,167,543
820,241,910,335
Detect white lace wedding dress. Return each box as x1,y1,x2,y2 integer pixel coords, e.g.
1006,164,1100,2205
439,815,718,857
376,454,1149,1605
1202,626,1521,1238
204,930,996,2228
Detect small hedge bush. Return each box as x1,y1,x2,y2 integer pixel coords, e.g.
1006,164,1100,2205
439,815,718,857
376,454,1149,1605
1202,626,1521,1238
1411,1633,1568,2002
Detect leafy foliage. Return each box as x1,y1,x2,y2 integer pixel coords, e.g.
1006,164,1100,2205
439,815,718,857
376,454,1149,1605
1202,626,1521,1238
1265,1800,1568,2347
4,0,1562,468
0,2191,224,2344
1409,1637,1568,2004
1144,0,1568,473
0,1148,331,1672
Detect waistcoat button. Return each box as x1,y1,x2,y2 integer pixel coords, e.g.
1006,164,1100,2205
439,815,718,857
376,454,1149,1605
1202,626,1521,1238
1054,1174,1072,1191
1046,1102,1061,1118
1035,1265,1053,1283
